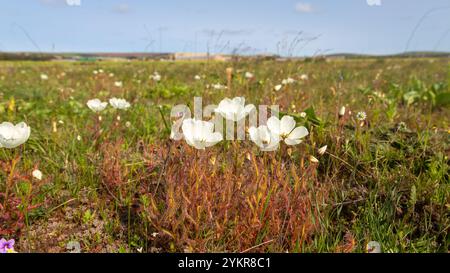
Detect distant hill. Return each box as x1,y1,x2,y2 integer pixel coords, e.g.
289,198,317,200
0,51,449,61
324,51,450,58
0,52,174,61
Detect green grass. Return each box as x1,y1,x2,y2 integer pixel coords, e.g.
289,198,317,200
0,58,448,253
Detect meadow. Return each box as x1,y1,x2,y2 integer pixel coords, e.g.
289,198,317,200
0,57,448,253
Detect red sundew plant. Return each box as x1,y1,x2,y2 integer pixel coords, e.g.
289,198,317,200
139,141,329,252
0,159,48,237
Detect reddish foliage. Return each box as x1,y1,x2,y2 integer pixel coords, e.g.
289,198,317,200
140,142,329,252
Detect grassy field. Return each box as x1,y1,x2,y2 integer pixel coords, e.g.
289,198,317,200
0,57,448,253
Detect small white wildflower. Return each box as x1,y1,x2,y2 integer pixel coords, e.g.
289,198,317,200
282,77,295,85
309,155,319,163
339,106,346,117
212,83,227,90
366,241,381,253
66,241,81,253
109,97,130,110
114,81,123,88
86,99,108,112
356,111,367,121
32,169,43,180
40,74,49,80
299,112,307,118
274,84,282,91
125,121,131,128
77,135,82,141
150,72,161,82
318,145,327,155
245,71,254,79
397,122,407,132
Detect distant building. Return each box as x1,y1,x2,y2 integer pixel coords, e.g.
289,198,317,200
174,52,231,61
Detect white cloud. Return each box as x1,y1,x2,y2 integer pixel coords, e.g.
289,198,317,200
39,0,64,6
295,2,314,13
66,0,81,6
113,4,130,14
39,0,80,7
366,0,382,6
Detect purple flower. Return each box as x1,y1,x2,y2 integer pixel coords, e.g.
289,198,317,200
0,238,15,253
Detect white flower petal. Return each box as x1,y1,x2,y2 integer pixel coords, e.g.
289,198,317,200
248,127,262,147
287,126,309,140
205,132,223,147
280,116,296,135
215,97,253,122
284,138,302,146
267,116,280,135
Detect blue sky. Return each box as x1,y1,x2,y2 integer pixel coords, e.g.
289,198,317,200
0,0,449,55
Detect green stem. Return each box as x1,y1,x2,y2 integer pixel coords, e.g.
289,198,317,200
158,106,170,135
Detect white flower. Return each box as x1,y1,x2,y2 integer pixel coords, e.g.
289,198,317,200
114,81,123,87
274,84,282,91
93,70,98,75
356,111,367,121
318,145,327,155
98,69,104,73
339,106,346,117
245,72,254,79
267,115,309,145
86,99,108,112
309,155,319,163
77,135,82,141
300,74,309,81
249,125,280,151
40,74,48,80
366,241,381,253
181,119,223,150
32,169,43,180
150,72,161,82
212,83,227,90
299,112,307,118
109,97,130,110
397,121,407,132
214,97,255,122
194,75,201,80
282,77,295,85
0,122,31,148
